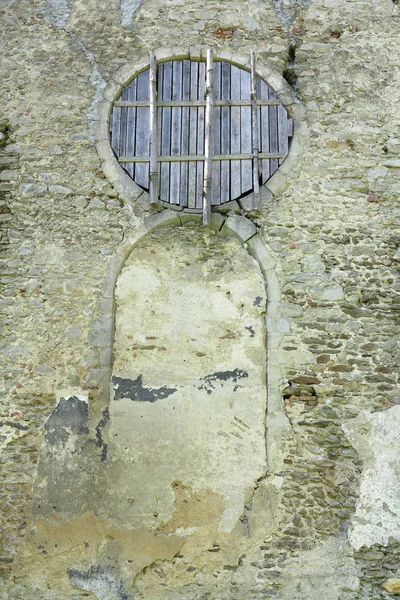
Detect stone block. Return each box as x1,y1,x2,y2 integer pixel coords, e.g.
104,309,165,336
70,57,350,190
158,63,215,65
265,170,288,196
101,159,120,184
96,140,115,162
102,254,125,298
214,200,241,214
312,285,345,302
0,170,19,181
180,213,202,226
220,215,257,242
100,347,113,367
113,171,144,201
266,316,291,334
143,209,182,233
247,235,277,272
103,80,121,102
97,297,114,316
239,193,259,212
260,185,274,204
382,579,400,594
95,102,112,141
48,185,72,195
154,48,172,62
88,317,113,347
209,212,225,231
189,46,202,60
19,183,47,196
85,367,110,386
64,324,82,341
114,62,138,85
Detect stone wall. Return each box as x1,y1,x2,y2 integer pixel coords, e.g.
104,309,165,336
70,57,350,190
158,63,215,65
0,0,399,598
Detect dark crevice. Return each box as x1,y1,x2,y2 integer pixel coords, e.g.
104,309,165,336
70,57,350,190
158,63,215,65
95,407,109,462
282,41,298,89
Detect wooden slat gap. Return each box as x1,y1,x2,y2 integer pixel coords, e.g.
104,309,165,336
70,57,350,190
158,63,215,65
119,152,284,163
114,99,280,108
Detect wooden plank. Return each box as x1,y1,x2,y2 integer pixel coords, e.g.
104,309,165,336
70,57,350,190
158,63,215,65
259,79,270,183
119,152,283,163
211,61,221,206
149,54,158,206
250,51,260,208
230,65,241,200
180,59,190,207
188,61,198,208
111,107,121,156
202,49,214,225
269,86,279,176
119,86,128,165
114,99,280,107
118,84,127,172
170,60,183,204
240,67,252,195
216,99,280,106
278,103,289,165
160,61,172,202
220,61,231,204
115,100,151,107
157,63,163,193
135,69,150,189
124,77,137,179
196,61,205,209
256,76,261,181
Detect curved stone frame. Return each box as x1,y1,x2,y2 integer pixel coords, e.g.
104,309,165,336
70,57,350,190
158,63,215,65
95,47,308,210
88,211,291,472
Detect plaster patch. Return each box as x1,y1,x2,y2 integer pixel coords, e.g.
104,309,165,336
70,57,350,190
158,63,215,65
69,35,107,134
109,225,267,534
112,374,177,402
278,536,359,599
120,0,146,28
343,406,400,549
198,369,249,394
68,564,129,600
44,396,89,446
45,0,70,29
17,514,184,597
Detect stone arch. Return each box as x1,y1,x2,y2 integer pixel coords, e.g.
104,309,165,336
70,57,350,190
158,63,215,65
31,211,292,598
92,211,290,473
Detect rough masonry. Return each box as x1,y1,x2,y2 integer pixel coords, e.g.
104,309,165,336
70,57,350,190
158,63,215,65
0,0,399,598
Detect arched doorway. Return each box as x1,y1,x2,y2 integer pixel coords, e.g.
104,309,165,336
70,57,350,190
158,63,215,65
108,223,267,535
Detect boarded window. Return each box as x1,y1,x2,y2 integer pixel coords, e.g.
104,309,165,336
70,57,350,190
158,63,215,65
110,58,293,208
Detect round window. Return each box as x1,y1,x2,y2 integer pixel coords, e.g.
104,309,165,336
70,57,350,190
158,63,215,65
110,58,293,208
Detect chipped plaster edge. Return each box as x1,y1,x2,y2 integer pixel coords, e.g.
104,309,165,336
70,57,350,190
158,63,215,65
87,212,290,472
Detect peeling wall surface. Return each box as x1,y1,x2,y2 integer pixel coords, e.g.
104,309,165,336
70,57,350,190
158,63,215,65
0,0,400,598
110,226,267,535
